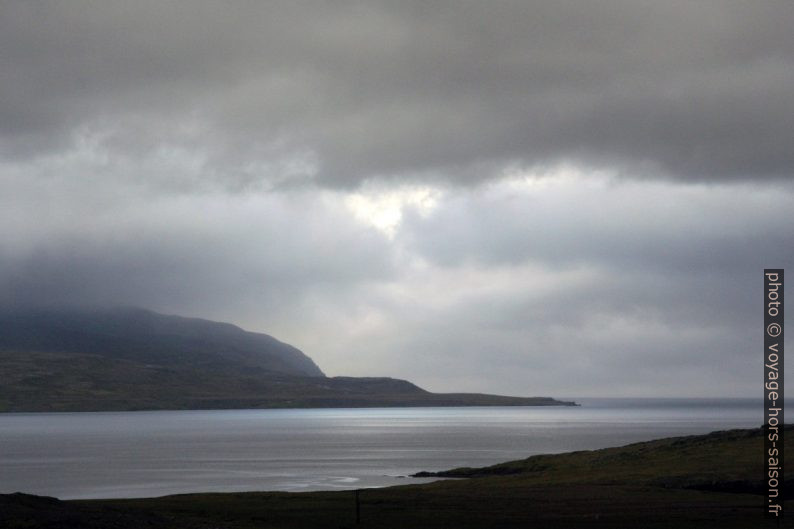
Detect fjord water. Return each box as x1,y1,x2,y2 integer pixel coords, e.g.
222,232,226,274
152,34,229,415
0,399,762,499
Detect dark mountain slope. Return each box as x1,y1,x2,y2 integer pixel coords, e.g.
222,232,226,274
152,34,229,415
0,306,575,411
0,306,324,377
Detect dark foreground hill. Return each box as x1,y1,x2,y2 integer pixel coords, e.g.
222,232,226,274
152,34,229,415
2,425,790,528
0,306,574,412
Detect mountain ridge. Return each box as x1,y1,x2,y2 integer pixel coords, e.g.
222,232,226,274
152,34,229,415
0,306,324,377
0,306,576,412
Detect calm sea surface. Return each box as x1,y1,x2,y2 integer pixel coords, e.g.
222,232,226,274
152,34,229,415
0,398,764,499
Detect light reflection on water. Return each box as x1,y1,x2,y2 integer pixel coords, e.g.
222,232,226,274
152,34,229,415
0,399,764,499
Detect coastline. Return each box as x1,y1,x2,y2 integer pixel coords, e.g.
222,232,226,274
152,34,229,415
3,425,790,528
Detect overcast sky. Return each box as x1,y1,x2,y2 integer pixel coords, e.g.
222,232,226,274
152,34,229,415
2,1,792,397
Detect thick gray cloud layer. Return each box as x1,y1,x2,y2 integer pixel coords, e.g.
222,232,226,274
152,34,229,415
2,1,793,185
1,2,792,397
1,167,791,396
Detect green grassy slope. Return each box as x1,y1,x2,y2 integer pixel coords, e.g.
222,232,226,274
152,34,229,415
414,425,780,490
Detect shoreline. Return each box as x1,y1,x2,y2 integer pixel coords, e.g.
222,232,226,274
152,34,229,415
3,425,790,528
0,402,763,501
0,399,579,415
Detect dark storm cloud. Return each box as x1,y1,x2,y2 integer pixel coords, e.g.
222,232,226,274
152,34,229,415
1,2,791,397
1,1,792,185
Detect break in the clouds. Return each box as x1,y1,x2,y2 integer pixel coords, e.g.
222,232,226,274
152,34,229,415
2,1,793,186
1,2,792,397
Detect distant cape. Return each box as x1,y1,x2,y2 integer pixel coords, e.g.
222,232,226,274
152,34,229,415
0,306,576,412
